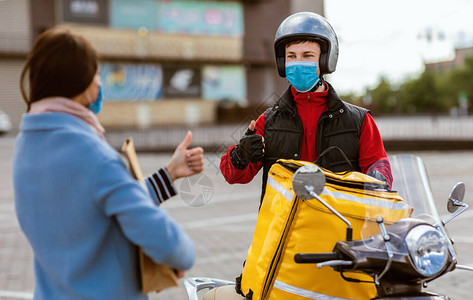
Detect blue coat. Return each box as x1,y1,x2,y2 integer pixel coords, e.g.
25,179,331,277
12,113,195,299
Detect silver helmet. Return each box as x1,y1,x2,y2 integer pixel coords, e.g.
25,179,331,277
274,12,339,77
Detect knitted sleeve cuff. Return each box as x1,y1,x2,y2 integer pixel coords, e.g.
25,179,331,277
145,167,177,204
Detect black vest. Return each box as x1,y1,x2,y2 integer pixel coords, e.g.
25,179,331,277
260,83,369,203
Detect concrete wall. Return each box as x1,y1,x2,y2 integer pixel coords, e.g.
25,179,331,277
0,59,27,129
0,0,31,54
243,0,291,105
61,25,243,62
99,100,218,129
290,0,324,14
104,116,473,152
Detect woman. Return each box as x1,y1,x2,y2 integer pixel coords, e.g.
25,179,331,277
13,27,203,299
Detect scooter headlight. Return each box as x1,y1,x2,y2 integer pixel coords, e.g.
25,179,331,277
405,224,448,277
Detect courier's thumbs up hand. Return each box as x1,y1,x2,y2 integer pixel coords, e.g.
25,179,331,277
247,120,257,134
165,131,204,181
235,120,265,164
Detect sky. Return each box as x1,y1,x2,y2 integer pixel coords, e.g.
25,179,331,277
324,0,473,95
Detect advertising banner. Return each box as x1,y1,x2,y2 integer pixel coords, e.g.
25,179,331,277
110,0,158,29
157,1,244,36
163,67,202,98
108,0,243,36
202,65,246,103
61,0,109,25
100,63,163,101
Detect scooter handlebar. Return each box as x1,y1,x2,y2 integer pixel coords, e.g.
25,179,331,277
294,252,340,264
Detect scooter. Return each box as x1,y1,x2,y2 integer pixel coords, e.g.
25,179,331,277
184,154,473,299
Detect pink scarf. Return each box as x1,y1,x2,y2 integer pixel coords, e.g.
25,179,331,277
29,97,106,141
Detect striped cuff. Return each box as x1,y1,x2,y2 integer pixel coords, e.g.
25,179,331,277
145,168,177,204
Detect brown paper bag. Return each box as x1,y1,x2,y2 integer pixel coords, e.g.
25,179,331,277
121,137,179,293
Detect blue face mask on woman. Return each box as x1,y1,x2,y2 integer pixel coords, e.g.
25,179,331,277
285,61,320,93
88,84,103,115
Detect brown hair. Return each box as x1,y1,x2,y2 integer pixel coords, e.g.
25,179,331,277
20,27,98,111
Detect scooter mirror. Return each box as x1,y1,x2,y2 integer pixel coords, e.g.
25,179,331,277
447,182,466,213
292,165,326,200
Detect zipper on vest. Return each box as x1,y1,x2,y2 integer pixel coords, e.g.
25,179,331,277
316,112,329,158
260,195,301,299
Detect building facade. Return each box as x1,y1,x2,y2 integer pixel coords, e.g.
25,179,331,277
425,46,473,74
0,0,323,130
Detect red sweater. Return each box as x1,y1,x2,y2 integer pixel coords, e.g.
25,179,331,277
220,85,392,187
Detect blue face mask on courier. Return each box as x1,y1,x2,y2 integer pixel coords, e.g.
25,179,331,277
285,61,320,93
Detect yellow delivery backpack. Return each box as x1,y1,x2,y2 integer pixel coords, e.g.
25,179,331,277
239,159,412,300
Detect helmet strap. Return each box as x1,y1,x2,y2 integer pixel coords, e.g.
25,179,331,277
309,76,325,92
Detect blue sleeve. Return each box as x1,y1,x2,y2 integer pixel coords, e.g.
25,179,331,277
92,159,195,270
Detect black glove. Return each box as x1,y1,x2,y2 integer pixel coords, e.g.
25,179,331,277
230,128,264,169
366,170,390,191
